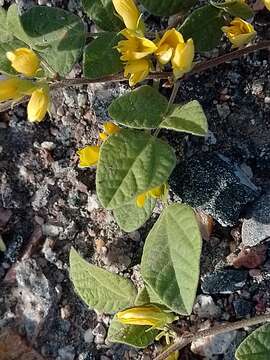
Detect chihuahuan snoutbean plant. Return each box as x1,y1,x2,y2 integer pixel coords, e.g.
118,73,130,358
1,0,270,358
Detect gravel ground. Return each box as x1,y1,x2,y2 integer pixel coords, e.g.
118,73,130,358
0,1,270,359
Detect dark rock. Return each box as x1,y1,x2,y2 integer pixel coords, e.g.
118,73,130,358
233,299,253,319
169,153,259,226
242,192,270,247
201,269,248,294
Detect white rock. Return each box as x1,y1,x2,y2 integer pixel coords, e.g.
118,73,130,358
87,193,100,212
193,295,221,319
191,330,238,357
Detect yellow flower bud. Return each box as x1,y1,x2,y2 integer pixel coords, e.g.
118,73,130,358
124,59,150,86
171,38,194,80
155,28,184,65
263,0,270,10
77,146,100,168
221,18,256,48
117,29,157,62
0,77,33,102
6,48,40,77
112,0,140,31
99,122,120,140
27,87,50,123
136,184,164,207
116,305,177,328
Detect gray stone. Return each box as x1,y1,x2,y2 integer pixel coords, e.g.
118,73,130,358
84,328,94,343
58,345,75,360
242,192,270,247
193,295,221,318
233,299,253,319
201,269,248,294
169,153,259,226
191,330,238,357
15,259,55,340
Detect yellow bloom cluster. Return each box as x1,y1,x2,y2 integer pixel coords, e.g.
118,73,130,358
263,0,270,10
112,0,194,86
222,18,256,48
0,47,50,123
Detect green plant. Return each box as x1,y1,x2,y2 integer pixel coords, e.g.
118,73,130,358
1,0,270,358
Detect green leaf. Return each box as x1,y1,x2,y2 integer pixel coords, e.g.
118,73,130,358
235,324,270,360
107,316,158,348
83,32,123,79
0,8,13,43
139,0,196,16
113,197,156,232
179,5,226,52
109,85,168,129
7,5,86,76
211,0,253,19
141,204,202,315
69,247,137,313
96,129,176,209
81,0,122,32
135,287,151,306
160,100,208,136
0,39,26,75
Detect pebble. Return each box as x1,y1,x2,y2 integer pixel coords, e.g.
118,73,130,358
84,328,94,344
242,192,270,247
58,345,75,360
191,330,238,357
233,299,253,318
170,153,259,226
201,269,248,294
41,141,56,151
193,295,221,319
87,193,100,212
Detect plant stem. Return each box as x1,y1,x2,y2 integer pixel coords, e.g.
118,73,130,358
1,40,269,113
154,313,270,360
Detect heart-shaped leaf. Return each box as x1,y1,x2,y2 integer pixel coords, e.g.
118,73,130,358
160,100,208,136
69,248,137,313
96,129,176,209
235,324,270,360
141,204,202,314
83,32,123,78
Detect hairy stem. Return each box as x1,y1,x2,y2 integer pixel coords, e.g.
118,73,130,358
154,313,270,360
1,40,269,113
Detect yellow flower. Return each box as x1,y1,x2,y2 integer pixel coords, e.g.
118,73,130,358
117,29,157,62
263,0,270,10
6,48,40,77
77,123,120,167
27,87,50,123
112,0,141,31
124,59,150,86
155,28,184,65
221,18,256,48
116,305,177,328
171,38,194,80
99,122,120,141
77,146,100,168
136,184,163,208
0,77,33,102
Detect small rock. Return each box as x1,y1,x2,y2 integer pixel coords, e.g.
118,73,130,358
170,153,259,226
42,224,63,237
193,295,221,318
216,104,231,119
87,193,100,212
15,259,55,340
84,328,94,343
41,141,56,151
191,330,238,357
93,323,106,345
229,245,267,269
242,192,270,247
201,269,248,294
58,345,75,360
233,299,253,318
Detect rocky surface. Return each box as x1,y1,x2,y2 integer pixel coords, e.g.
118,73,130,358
0,1,270,360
